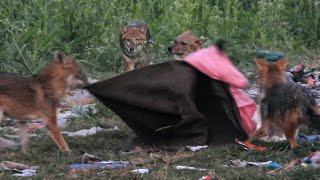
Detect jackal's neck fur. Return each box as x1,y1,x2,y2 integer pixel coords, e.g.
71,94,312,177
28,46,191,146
35,60,71,104
256,58,287,93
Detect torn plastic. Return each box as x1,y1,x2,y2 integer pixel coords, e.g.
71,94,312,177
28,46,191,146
81,153,102,164
176,166,206,171
130,168,149,174
231,159,281,169
0,137,20,150
297,134,320,142
69,161,129,170
199,175,213,180
0,161,39,177
61,126,120,137
186,145,208,152
269,151,320,174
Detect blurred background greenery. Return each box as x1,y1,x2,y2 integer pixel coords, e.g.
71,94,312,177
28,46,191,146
0,0,319,74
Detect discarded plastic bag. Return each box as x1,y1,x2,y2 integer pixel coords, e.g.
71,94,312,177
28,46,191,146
199,175,213,180
12,169,37,177
302,151,320,168
297,134,320,143
0,161,39,177
269,151,320,174
231,159,281,170
0,137,20,150
176,165,206,171
268,159,301,174
130,168,149,174
62,126,119,137
69,160,129,170
186,145,208,152
81,153,102,164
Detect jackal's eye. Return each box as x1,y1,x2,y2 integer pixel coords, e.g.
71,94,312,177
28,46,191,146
181,41,188,45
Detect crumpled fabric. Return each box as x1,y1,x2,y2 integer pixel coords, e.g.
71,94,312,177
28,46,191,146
184,46,257,135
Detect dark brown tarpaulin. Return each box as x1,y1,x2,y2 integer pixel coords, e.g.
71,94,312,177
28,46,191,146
85,61,247,145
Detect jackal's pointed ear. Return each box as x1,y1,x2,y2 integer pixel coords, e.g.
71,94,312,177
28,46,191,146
121,27,128,34
54,52,66,62
255,59,268,71
276,59,288,70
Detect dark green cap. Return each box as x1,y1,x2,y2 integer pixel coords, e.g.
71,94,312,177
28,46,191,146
256,50,285,62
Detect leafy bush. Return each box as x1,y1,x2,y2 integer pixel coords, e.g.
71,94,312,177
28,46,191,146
0,0,319,74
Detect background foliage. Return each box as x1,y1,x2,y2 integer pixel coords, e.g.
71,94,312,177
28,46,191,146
0,0,319,74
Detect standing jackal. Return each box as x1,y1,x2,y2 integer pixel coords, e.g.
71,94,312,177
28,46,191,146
0,52,88,152
120,21,152,71
249,59,320,148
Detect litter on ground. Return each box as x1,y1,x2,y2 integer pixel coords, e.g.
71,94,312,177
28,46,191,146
61,126,120,137
186,145,208,152
0,161,39,177
231,159,282,169
269,151,320,174
0,137,20,150
130,168,149,174
69,160,130,171
175,165,207,171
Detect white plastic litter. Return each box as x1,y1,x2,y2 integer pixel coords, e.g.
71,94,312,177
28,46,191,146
0,137,19,150
12,169,37,177
176,166,206,171
186,145,208,152
130,168,150,174
62,126,120,137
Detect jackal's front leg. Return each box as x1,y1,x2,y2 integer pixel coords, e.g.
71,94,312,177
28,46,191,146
44,113,70,152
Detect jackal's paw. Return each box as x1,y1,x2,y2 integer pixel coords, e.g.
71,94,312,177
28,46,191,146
290,143,299,149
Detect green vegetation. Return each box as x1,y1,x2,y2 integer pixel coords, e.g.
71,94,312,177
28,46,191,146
1,0,319,74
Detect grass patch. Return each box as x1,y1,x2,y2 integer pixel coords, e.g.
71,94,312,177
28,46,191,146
1,106,320,179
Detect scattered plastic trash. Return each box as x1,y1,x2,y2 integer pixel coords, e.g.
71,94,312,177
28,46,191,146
0,137,20,150
297,134,320,142
69,161,129,170
57,110,78,128
259,134,286,142
269,151,320,174
235,139,268,151
268,159,301,174
12,169,37,177
248,161,282,169
81,153,102,164
130,168,149,174
199,175,213,180
72,104,97,115
62,126,120,137
121,146,144,155
301,151,320,168
230,159,247,168
231,159,281,170
186,145,208,152
57,87,97,128
0,161,39,177
175,166,206,171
